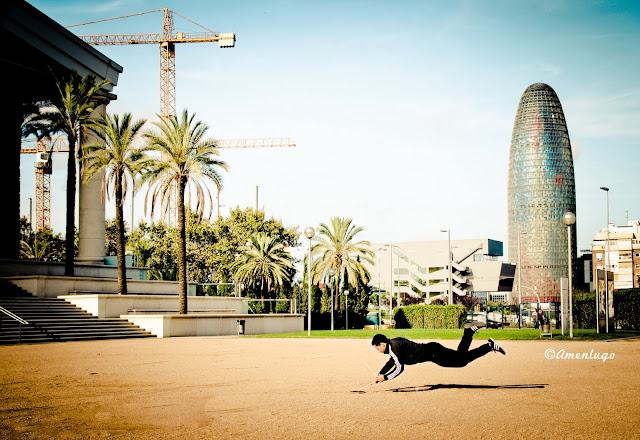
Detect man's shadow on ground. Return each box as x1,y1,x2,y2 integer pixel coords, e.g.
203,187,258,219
389,384,547,393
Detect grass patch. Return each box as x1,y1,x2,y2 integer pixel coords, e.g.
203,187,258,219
247,328,640,341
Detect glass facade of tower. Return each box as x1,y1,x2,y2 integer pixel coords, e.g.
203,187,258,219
507,83,576,303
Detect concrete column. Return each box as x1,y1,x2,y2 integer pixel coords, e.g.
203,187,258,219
0,92,22,259
77,103,107,265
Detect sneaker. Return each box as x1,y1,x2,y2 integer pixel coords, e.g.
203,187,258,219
488,338,506,355
464,321,486,333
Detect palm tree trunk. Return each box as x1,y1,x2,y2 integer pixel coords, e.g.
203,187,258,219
334,275,339,311
177,177,188,314
64,136,77,276
115,172,127,295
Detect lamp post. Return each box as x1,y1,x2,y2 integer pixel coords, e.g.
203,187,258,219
517,229,523,329
344,290,349,330
385,243,407,315
521,285,539,335
563,212,576,338
388,245,393,320
441,230,452,305
377,247,387,329
600,186,610,333
328,268,336,331
304,227,315,336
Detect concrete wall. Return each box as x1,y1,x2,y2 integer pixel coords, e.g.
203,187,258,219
59,294,247,318
0,260,148,280
4,276,195,298
124,313,304,337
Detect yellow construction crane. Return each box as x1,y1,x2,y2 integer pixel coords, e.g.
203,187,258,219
68,8,235,119
57,9,294,226
20,137,61,230
21,138,296,230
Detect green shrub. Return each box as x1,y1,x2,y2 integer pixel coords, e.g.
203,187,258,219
614,289,640,330
573,288,640,330
394,304,467,329
573,291,596,329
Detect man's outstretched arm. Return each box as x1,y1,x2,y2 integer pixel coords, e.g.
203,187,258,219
377,349,403,381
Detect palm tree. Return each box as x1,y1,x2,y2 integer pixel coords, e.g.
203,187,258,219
311,217,375,311
141,110,227,314
20,237,55,261
81,113,147,295
38,71,110,276
233,233,294,313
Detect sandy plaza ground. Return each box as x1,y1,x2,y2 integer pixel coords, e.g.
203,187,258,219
1,336,639,439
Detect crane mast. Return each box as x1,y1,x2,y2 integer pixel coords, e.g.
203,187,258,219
35,9,293,228
73,8,235,119
69,8,235,225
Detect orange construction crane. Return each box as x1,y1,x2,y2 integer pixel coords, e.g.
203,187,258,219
62,9,293,226
67,8,235,119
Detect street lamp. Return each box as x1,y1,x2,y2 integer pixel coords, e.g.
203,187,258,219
344,290,349,330
521,285,540,336
440,230,452,305
304,226,315,336
517,229,527,329
600,186,610,333
383,244,405,320
563,212,576,338
327,268,337,331
377,247,387,329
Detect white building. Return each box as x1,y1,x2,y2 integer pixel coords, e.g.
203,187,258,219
368,239,515,305
591,220,640,290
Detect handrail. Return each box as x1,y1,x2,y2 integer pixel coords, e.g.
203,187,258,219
0,306,29,344
0,306,29,325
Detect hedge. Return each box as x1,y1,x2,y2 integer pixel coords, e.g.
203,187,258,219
573,288,640,330
614,289,640,330
393,304,467,329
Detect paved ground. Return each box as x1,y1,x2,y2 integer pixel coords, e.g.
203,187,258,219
1,336,639,439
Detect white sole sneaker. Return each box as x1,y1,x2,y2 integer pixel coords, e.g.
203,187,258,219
488,338,506,355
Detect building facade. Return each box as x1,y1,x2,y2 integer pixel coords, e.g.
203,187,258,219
576,252,594,292
2,0,121,262
507,83,577,304
591,221,640,290
367,239,514,305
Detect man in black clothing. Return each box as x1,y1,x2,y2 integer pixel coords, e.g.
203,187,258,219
372,324,506,382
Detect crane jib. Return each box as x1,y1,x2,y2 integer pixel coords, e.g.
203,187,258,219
78,33,230,45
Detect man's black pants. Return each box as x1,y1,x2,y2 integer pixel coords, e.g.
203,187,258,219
416,328,491,368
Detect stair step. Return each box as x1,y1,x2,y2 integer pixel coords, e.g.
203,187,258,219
0,337,60,345
0,296,156,345
0,280,34,298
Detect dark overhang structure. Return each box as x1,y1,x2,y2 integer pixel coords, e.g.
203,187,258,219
0,0,122,259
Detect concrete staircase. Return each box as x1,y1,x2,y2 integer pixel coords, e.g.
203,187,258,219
0,289,156,345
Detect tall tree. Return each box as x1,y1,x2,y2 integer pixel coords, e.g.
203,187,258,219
19,218,66,262
141,110,227,314
38,71,110,276
82,113,147,295
233,233,294,312
212,207,299,289
312,217,375,311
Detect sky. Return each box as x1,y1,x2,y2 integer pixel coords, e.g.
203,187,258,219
22,0,640,262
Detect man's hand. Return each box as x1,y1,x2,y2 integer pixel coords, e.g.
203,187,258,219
375,374,386,383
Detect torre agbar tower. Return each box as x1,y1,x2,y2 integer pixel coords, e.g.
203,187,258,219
507,83,576,304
